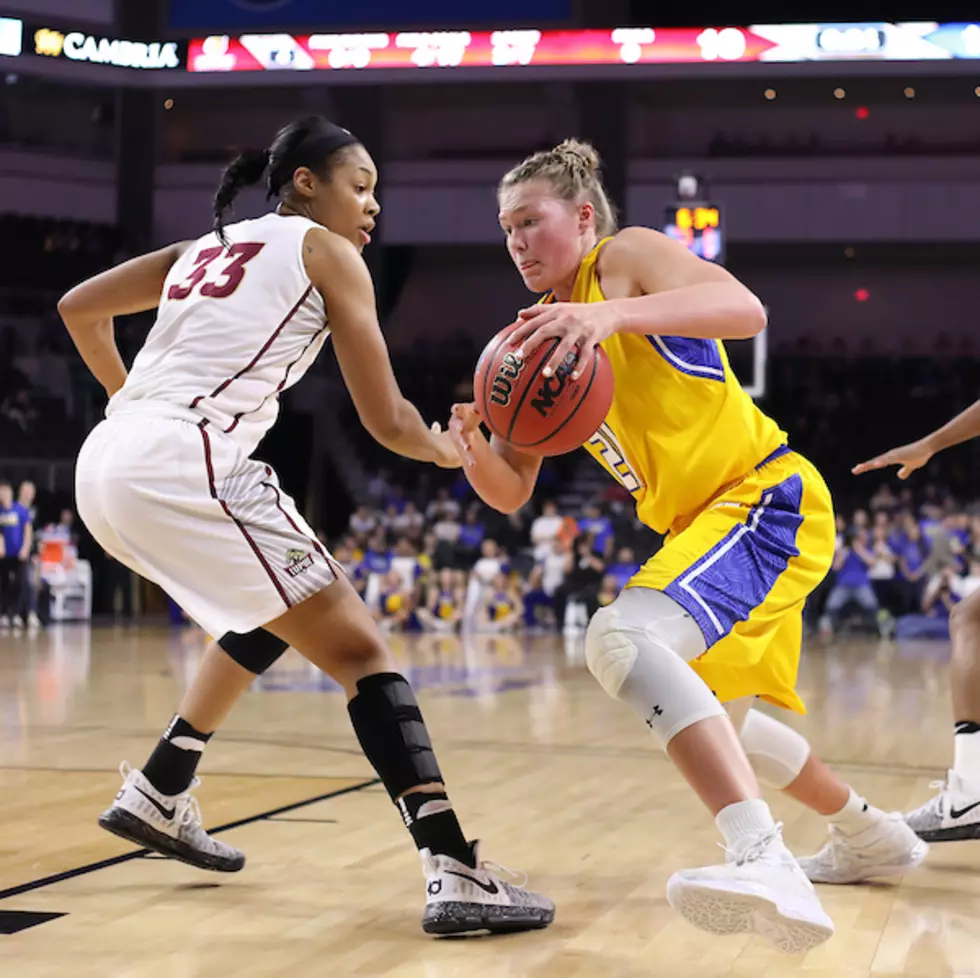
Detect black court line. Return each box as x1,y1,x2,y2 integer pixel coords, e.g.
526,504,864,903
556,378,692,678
267,817,339,824
0,777,380,903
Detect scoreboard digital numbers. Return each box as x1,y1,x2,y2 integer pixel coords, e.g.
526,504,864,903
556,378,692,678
663,204,725,264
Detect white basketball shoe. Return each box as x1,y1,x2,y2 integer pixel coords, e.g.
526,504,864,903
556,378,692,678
666,824,834,954
99,762,245,872
905,770,980,842
421,843,555,935
797,812,929,883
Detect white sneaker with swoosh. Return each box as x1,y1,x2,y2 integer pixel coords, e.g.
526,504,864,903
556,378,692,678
98,762,245,872
421,843,555,935
905,770,980,842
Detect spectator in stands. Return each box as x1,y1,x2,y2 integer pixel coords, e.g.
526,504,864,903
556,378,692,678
530,500,563,562
895,518,929,615
333,538,366,597
416,567,463,633
895,564,961,640
390,537,424,598
606,546,642,592
458,505,486,560
521,565,555,630
479,572,524,633
373,568,413,633
426,487,460,523
391,501,425,542
16,480,40,628
554,533,606,633
0,479,32,628
597,574,620,609
820,529,884,638
431,503,462,562
463,538,506,627
867,523,899,617
578,502,614,558
348,504,378,542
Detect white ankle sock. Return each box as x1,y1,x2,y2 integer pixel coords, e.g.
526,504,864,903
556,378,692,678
953,725,980,787
828,787,882,836
716,798,776,848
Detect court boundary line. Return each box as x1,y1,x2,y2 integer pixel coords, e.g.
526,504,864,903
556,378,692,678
0,777,380,902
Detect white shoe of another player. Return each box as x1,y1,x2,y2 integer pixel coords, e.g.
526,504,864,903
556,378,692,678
98,762,245,872
666,824,834,955
797,813,928,884
905,770,980,842
421,844,555,935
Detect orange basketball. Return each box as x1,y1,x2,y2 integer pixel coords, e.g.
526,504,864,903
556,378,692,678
473,321,615,456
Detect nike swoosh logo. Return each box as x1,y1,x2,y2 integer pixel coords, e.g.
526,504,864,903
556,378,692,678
133,785,176,820
446,870,499,895
950,800,980,820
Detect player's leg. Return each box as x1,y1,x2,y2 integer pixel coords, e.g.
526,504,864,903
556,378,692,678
905,585,980,841
726,695,927,883
586,457,847,953
98,627,288,872
264,574,554,935
77,422,290,872
585,586,832,954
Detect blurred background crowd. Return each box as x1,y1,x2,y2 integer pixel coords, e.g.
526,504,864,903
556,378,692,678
0,3,978,642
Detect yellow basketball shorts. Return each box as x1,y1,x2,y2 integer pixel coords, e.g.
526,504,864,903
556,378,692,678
626,447,835,713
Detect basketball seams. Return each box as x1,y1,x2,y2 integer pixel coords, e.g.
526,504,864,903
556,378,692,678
511,346,602,451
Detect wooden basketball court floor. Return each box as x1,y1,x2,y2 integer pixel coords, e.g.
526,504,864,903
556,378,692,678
1,624,979,977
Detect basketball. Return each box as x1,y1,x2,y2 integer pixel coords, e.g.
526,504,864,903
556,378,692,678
473,321,615,456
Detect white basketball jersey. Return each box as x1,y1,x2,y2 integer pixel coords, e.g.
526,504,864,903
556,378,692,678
108,213,329,456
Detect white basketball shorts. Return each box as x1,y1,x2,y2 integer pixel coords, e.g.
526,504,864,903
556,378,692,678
75,407,339,636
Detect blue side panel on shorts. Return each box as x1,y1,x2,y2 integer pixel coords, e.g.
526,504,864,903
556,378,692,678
663,474,804,645
648,335,726,381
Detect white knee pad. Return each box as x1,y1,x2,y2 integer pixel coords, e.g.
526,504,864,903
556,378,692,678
585,593,725,748
585,604,637,698
738,708,811,789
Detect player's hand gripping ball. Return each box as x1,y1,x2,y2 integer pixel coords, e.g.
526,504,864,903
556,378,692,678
473,321,614,456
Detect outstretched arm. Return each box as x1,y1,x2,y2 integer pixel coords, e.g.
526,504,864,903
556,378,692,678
448,403,541,514
853,398,980,480
57,242,190,396
305,228,459,469
509,226,767,378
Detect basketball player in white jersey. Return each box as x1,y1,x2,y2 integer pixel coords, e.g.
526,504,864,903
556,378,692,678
855,397,980,842
59,116,553,935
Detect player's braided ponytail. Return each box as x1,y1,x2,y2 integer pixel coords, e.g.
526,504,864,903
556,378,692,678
211,116,361,247
498,138,618,238
213,147,271,247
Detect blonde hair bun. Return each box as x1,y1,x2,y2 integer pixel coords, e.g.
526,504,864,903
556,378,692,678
554,138,601,172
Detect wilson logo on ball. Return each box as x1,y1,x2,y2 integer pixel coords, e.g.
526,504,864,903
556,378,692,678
489,351,526,407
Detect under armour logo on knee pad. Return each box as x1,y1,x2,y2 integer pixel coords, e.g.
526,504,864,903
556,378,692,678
645,705,664,727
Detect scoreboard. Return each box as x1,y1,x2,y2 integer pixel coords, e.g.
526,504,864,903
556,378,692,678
662,204,724,264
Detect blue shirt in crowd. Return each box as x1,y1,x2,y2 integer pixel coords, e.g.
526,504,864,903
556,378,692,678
0,503,30,556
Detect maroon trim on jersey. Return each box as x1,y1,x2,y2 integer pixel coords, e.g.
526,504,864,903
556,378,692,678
197,419,292,608
224,322,329,434
261,467,339,581
190,284,314,410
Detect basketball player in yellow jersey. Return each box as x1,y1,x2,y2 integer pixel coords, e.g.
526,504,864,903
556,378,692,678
449,139,926,952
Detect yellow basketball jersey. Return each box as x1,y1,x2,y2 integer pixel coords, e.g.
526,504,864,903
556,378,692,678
550,237,787,535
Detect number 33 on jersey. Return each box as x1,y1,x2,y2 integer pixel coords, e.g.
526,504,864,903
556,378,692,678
109,213,330,457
